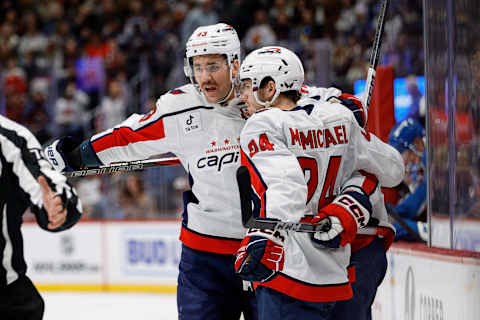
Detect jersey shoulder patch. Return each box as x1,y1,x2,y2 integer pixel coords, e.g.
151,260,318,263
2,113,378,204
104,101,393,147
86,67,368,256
169,88,185,95
156,84,202,115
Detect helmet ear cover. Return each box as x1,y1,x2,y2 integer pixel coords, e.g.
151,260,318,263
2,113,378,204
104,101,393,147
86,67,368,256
257,77,302,103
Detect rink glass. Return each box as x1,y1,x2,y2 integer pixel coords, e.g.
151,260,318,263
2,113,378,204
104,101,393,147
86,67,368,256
424,0,480,251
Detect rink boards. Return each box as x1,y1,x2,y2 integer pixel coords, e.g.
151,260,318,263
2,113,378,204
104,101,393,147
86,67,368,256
22,220,181,293
372,242,480,320
22,220,480,319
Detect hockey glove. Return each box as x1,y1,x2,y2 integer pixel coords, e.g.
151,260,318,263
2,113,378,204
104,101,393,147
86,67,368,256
44,136,79,172
235,228,285,283
328,93,367,128
312,191,372,248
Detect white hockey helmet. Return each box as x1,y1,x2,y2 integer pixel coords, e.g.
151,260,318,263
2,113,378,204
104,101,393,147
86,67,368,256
240,46,304,107
184,23,241,102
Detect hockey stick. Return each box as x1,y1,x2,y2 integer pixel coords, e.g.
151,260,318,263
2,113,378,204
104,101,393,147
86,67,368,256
236,166,332,232
363,0,390,110
63,157,181,178
386,204,425,242
236,166,379,235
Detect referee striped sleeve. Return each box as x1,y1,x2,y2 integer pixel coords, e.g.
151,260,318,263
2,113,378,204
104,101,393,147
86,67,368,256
0,116,82,231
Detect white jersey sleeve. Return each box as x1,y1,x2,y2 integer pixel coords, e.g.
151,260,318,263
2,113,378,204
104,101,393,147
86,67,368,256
89,88,186,164
341,171,393,229
348,119,405,188
341,171,396,250
301,85,341,101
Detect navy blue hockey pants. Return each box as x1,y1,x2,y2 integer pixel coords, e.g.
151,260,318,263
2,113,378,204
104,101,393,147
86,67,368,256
333,237,388,320
256,286,336,320
177,244,257,320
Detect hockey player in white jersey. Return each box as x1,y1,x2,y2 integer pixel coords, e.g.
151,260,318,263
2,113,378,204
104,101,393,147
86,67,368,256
233,46,403,319
44,24,257,320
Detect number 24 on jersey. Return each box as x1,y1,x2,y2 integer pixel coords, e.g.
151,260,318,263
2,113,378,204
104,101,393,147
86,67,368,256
248,133,275,157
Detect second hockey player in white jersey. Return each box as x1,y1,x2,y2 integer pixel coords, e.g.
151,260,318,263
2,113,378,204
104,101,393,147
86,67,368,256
44,24,258,320
234,46,403,319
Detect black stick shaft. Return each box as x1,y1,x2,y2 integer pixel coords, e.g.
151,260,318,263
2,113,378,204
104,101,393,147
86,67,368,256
363,0,390,110
236,166,331,233
63,157,181,178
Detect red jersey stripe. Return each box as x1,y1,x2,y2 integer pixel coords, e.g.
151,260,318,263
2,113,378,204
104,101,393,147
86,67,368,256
241,151,268,218
179,226,242,255
92,119,165,153
359,170,379,195
255,273,353,302
351,234,375,252
347,265,356,283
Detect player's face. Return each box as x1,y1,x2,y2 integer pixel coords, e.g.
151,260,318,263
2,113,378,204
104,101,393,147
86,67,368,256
239,79,263,115
192,54,236,103
402,137,424,165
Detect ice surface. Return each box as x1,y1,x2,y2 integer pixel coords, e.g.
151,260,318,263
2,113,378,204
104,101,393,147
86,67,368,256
41,291,177,320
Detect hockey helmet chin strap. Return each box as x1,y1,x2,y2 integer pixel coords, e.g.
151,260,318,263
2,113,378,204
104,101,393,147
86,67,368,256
216,82,235,104
214,63,237,105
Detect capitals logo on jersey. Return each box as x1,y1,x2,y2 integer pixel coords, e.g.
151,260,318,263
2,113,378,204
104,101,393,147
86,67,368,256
196,136,241,172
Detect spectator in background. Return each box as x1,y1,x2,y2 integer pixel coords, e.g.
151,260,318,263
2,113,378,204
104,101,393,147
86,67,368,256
117,0,150,80
119,173,157,219
345,54,367,85
3,56,27,96
74,176,104,219
243,9,277,53
53,37,79,92
17,12,48,66
4,56,28,124
75,175,127,220
54,80,89,139
4,90,27,125
335,0,357,36
95,79,128,132
269,0,295,23
221,0,255,39
405,75,424,124
272,11,292,46
181,0,219,43
24,77,51,144
0,22,19,61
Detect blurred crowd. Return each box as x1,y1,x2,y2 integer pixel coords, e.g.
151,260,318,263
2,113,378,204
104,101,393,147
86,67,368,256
1,0,425,219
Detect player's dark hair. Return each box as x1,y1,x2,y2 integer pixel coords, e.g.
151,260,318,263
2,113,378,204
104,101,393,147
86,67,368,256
259,77,301,103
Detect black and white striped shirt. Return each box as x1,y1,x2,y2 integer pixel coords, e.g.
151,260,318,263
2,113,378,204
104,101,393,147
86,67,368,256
0,115,82,287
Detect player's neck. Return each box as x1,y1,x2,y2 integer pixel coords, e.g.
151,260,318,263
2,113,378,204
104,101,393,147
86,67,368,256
272,95,296,111
215,83,235,104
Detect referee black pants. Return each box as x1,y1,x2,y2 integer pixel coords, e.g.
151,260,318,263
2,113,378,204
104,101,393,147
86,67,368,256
0,275,45,320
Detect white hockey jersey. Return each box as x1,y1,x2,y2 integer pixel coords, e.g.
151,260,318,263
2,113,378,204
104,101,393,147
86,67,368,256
300,84,342,102
88,84,247,254
239,97,404,302
302,84,398,251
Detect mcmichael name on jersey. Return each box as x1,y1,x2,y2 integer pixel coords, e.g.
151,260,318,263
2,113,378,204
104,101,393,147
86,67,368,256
289,124,348,150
